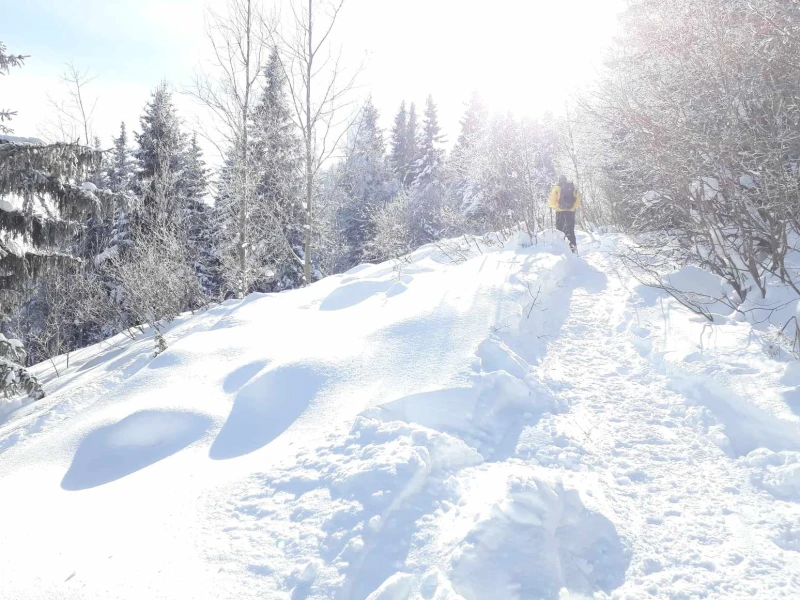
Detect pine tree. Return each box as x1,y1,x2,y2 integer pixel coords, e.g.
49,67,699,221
213,46,305,297
449,92,488,215
183,133,217,296
455,92,488,152
339,97,393,267
0,333,43,400
408,95,447,245
390,101,408,184
405,102,420,187
413,95,445,189
95,122,135,267
108,122,133,193
0,136,115,400
250,47,304,291
134,81,188,231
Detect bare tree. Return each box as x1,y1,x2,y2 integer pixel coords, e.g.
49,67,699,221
188,0,269,298
268,0,359,284
41,62,98,145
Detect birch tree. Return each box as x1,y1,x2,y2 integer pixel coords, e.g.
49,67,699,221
270,0,358,284
189,0,269,298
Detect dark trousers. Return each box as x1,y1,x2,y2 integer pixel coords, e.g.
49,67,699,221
556,210,577,247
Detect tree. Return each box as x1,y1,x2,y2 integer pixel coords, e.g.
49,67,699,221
41,63,98,145
408,95,446,245
0,42,26,134
0,136,115,400
271,0,359,284
405,102,419,187
134,82,187,231
0,334,43,401
189,0,269,298
589,0,800,304
183,134,217,296
250,46,305,291
338,97,393,267
390,101,408,183
449,92,488,213
108,122,133,193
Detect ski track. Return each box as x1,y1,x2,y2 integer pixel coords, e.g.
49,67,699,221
2,234,800,599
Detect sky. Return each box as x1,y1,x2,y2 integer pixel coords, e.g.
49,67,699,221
3,0,624,166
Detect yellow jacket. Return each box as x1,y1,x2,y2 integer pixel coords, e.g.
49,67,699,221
548,184,582,212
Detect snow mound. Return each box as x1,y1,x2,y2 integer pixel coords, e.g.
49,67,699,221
448,474,628,599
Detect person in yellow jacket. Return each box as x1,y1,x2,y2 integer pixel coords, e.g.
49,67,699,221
548,175,581,251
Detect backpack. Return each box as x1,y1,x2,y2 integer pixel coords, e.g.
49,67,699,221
558,182,576,210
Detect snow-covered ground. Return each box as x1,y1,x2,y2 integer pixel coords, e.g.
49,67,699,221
2,231,800,599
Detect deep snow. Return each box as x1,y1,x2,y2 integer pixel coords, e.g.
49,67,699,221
2,231,800,599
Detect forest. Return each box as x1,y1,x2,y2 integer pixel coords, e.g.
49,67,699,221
2,0,800,400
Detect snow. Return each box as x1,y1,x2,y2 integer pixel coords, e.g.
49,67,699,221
0,134,44,145
0,191,24,213
2,230,800,599
692,176,721,200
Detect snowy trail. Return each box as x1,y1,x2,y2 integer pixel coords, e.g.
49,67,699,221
534,248,800,598
2,233,800,599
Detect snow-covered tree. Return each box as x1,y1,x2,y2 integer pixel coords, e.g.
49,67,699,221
448,92,488,213
250,47,305,291
405,102,420,187
134,82,187,231
108,122,133,193
408,95,447,245
271,0,360,285
183,133,217,296
390,101,409,184
0,333,43,400
590,0,800,302
0,136,116,399
190,0,271,297
338,98,394,268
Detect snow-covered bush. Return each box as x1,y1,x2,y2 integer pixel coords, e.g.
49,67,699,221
588,0,800,313
106,228,200,336
366,191,416,263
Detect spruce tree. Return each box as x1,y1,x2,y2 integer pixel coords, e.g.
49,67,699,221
250,47,304,291
449,92,488,214
413,95,445,188
339,97,392,267
98,122,135,265
408,95,447,245
455,92,488,152
405,102,420,187
134,82,187,231
108,122,133,193
0,333,43,400
0,137,114,401
183,133,217,296
390,101,408,184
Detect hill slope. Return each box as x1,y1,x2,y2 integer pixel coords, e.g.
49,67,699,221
1,231,800,599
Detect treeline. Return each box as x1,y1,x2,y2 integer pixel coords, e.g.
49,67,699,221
8,0,797,400
0,9,560,399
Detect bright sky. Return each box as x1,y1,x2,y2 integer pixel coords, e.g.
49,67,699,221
3,0,624,165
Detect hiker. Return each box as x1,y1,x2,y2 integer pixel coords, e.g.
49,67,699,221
548,175,581,251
